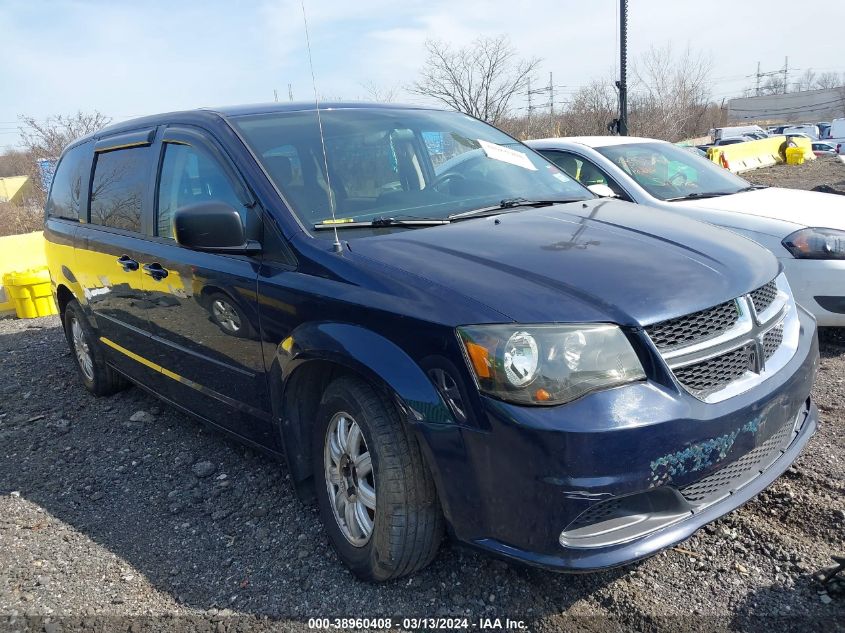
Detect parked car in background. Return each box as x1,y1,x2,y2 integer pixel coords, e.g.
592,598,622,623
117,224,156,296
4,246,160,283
714,136,754,146
826,118,845,154
44,103,819,580
784,132,813,142
783,125,819,139
527,136,845,325
817,122,831,139
811,141,839,156
711,125,766,142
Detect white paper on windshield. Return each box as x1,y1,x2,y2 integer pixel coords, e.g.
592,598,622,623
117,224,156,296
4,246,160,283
478,139,537,171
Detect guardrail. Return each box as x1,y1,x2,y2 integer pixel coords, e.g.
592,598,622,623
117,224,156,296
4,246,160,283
707,136,815,173
0,231,48,316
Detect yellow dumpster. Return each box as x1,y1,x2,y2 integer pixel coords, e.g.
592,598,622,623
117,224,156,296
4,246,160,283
2,268,58,319
785,146,805,165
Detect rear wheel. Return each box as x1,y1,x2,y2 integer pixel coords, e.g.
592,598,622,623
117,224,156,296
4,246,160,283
63,301,128,396
313,376,444,581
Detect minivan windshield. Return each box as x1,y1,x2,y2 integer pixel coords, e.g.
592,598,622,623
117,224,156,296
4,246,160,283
595,142,754,202
231,108,593,233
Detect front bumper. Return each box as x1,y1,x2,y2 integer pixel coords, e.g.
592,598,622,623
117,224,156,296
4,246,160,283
781,257,845,326
416,307,819,571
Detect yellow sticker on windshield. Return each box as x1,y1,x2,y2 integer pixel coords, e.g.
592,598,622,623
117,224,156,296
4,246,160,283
320,218,354,224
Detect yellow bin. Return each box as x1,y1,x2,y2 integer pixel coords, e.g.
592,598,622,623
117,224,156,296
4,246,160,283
785,146,805,166
2,268,58,319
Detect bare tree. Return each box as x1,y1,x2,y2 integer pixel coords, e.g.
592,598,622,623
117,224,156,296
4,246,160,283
0,149,36,178
630,44,714,141
19,111,111,159
815,71,844,90
793,68,817,92
409,36,540,124
0,111,112,230
361,81,400,103
761,75,786,95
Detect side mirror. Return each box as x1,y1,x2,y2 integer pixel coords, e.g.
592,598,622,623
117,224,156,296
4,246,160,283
587,183,618,198
173,202,260,254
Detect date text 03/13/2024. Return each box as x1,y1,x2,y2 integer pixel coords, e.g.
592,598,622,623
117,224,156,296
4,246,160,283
307,617,529,630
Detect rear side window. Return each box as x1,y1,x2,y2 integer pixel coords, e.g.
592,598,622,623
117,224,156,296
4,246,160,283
46,143,90,221
156,142,243,239
90,146,151,232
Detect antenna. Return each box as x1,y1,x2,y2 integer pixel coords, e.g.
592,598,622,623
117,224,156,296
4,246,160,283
300,0,342,253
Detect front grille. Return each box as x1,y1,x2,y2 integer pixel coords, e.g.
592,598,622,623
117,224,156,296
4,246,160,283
673,345,754,397
750,280,778,314
645,300,739,351
762,323,784,361
680,414,797,504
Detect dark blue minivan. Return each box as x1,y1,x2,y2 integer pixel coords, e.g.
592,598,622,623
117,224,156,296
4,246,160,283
44,103,818,581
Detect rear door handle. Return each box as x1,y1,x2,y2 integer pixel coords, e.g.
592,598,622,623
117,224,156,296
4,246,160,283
142,262,169,280
116,255,139,271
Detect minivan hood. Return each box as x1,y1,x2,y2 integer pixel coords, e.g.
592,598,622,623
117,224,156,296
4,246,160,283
350,199,778,326
672,186,845,229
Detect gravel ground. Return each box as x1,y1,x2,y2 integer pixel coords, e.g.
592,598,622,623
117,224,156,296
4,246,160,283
0,315,843,632
743,155,845,190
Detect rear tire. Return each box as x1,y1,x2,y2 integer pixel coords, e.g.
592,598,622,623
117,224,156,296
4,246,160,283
63,300,128,396
313,376,444,581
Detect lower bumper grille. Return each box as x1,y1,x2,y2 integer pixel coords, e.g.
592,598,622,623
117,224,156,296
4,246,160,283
560,400,810,550
679,406,801,505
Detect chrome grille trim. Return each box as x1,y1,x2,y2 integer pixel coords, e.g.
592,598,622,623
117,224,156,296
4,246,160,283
646,274,799,403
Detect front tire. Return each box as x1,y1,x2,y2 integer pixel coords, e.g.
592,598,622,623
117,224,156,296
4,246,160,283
63,301,128,396
313,376,444,581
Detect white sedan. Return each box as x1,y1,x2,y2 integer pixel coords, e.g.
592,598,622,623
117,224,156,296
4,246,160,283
526,136,845,326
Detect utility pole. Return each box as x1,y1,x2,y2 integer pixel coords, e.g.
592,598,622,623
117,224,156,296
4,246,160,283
527,77,532,116
755,62,761,96
617,0,629,135
782,57,789,94
288,83,294,101
548,72,554,116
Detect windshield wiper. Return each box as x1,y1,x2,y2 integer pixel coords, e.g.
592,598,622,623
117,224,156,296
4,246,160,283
313,216,450,230
449,197,575,221
665,191,741,202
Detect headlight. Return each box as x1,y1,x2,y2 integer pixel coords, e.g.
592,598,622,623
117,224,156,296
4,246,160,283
782,228,845,259
457,324,645,405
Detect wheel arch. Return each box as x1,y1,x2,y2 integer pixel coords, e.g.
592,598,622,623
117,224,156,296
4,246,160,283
269,322,456,500
55,283,75,318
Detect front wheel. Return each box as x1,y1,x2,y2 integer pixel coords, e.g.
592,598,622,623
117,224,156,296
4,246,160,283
313,376,444,581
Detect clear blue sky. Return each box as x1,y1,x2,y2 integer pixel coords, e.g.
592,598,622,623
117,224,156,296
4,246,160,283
2,0,844,149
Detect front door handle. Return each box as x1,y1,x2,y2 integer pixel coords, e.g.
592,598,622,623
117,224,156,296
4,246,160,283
142,262,169,281
116,255,139,272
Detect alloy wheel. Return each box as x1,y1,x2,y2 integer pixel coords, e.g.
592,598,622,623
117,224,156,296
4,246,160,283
323,411,376,547
70,317,94,381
